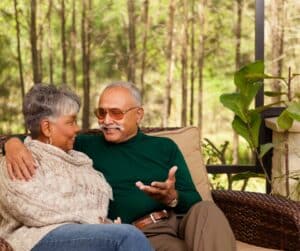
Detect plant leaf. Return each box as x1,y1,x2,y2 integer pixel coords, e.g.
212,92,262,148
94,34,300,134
277,110,293,130
234,61,264,92
231,172,264,182
231,111,261,149
259,143,274,158
248,111,262,148
260,74,285,80
220,93,248,122
243,82,263,108
232,115,253,148
233,61,264,108
286,102,300,121
264,91,287,97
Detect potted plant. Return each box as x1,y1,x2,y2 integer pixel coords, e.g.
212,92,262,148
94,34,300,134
220,61,300,200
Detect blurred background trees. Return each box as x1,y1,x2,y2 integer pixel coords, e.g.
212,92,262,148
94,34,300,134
0,0,299,191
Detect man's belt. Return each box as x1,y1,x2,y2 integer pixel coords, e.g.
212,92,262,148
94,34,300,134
132,210,169,230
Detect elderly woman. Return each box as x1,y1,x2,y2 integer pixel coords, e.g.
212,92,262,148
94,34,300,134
0,84,153,251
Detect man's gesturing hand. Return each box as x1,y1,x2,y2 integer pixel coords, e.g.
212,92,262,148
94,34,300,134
5,137,36,180
136,166,178,206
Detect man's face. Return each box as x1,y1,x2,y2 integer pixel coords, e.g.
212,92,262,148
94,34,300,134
97,87,144,143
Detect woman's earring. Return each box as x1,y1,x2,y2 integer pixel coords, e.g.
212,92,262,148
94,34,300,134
47,137,52,145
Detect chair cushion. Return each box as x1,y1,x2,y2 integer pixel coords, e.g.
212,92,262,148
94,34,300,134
148,126,213,201
237,241,281,251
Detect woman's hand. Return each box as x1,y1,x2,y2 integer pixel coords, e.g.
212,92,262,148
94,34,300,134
113,217,122,224
99,217,122,224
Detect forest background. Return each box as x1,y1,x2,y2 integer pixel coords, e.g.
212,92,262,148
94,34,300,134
0,0,299,192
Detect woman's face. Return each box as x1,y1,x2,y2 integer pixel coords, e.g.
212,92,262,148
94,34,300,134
49,114,80,151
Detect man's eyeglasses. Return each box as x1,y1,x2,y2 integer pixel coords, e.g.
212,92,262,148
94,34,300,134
94,107,140,120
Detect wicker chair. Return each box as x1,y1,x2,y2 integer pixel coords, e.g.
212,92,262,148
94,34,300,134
0,128,299,251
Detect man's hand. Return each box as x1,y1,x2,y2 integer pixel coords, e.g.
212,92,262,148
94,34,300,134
5,137,36,180
136,166,178,206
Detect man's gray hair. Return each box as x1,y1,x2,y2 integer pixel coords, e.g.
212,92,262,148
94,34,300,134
23,84,81,138
103,81,142,106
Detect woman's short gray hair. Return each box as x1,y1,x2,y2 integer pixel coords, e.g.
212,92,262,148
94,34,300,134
103,81,142,106
23,84,81,138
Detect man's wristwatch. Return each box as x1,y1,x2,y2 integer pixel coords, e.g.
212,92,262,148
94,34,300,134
168,197,178,208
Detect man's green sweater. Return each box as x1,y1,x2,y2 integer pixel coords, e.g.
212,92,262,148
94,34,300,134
74,130,201,223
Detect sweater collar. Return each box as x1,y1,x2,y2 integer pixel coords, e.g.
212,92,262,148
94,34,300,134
104,128,144,145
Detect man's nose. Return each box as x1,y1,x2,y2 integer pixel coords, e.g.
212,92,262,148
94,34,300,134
103,112,113,124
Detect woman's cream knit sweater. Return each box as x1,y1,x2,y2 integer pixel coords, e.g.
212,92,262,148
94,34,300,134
0,137,112,251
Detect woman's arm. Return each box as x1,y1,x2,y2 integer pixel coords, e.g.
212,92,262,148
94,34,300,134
0,157,91,227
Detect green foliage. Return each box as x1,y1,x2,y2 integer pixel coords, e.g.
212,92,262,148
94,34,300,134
202,138,229,164
220,60,300,156
259,143,274,159
220,61,264,150
277,110,294,130
286,102,300,121
220,60,300,194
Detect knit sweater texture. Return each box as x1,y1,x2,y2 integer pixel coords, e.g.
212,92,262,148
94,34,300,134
0,137,112,251
75,130,202,223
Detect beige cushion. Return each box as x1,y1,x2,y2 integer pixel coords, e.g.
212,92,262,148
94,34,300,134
148,126,213,201
237,241,281,251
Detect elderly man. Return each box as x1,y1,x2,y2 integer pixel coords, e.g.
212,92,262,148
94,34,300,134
5,82,236,251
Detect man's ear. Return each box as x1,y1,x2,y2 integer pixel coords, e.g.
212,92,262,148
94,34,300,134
40,119,51,138
136,107,144,124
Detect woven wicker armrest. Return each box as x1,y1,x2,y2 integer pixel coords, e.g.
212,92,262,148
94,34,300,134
0,238,13,251
212,190,300,251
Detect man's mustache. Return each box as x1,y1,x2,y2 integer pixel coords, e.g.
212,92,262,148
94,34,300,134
99,124,124,131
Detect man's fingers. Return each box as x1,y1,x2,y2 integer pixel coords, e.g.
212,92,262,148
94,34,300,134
167,166,177,182
18,162,32,181
139,184,163,195
136,181,162,194
7,162,16,180
11,162,25,180
136,181,145,189
23,156,37,176
151,181,167,189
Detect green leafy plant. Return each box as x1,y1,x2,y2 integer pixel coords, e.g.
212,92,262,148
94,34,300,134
202,138,262,191
220,61,300,197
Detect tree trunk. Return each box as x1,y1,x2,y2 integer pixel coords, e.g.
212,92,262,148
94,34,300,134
38,20,43,83
197,0,206,139
71,0,77,88
233,0,243,166
140,0,149,98
181,0,188,127
30,0,41,84
270,0,285,102
81,0,92,129
163,0,175,127
13,0,26,131
61,0,67,84
127,0,136,84
46,0,54,84
189,0,195,125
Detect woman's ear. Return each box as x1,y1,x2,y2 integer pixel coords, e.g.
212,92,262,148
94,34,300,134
40,119,51,138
